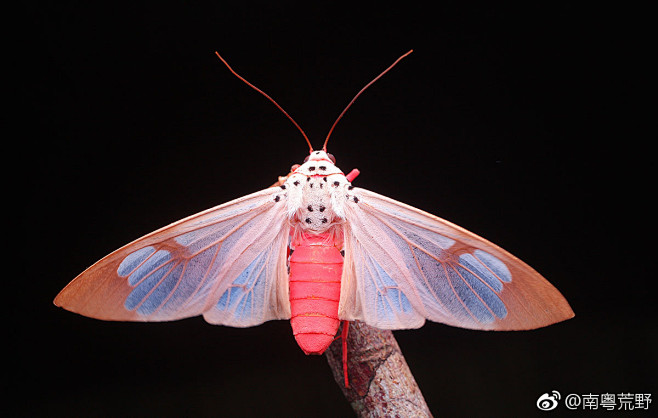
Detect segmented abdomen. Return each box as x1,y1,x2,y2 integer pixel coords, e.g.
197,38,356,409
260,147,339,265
289,234,343,354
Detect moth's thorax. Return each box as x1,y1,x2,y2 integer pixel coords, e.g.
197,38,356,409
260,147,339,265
284,153,351,233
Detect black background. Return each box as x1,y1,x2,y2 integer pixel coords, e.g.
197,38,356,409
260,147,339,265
14,3,654,417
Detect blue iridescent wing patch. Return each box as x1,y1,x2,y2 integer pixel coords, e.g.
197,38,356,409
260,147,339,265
110,187,290,324
343,188,526,330
357,252,415,327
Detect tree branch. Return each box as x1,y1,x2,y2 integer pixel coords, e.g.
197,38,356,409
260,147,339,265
325,321,433,417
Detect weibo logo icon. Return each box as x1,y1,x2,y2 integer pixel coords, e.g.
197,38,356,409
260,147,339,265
537,391,561,411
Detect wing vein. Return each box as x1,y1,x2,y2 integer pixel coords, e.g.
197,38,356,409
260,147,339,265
456,262,502,297
443,263,478,323
130,258,171,288
183,204,272,258
204,214,286,313
177,192,276,231
451,262,496,318
408,240,450,316
184,243,223,315
133,261,180,311
362,200,457,237
367,210,450,267
241,250,269,318
151,258,190,316
123,248,159,280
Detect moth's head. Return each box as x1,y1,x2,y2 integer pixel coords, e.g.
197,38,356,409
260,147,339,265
304,150,336,165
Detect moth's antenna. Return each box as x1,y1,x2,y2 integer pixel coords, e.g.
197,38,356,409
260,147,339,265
215,52,313,154
323,50,413,152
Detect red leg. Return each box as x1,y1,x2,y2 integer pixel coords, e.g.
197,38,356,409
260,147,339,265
342,320,350,388
346,169,360,182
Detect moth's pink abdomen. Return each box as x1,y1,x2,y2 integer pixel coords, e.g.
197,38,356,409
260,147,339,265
289,234,343,355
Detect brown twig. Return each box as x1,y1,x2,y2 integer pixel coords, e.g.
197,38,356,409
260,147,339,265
325,321,433,417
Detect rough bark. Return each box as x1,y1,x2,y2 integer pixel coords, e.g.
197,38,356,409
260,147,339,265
325,321,433,417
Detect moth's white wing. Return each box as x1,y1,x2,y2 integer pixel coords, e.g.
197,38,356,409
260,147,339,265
202,220,290,327
55,187,291,327
339,188,574,330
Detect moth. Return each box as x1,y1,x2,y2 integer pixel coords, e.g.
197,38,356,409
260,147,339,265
55,51,574,387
